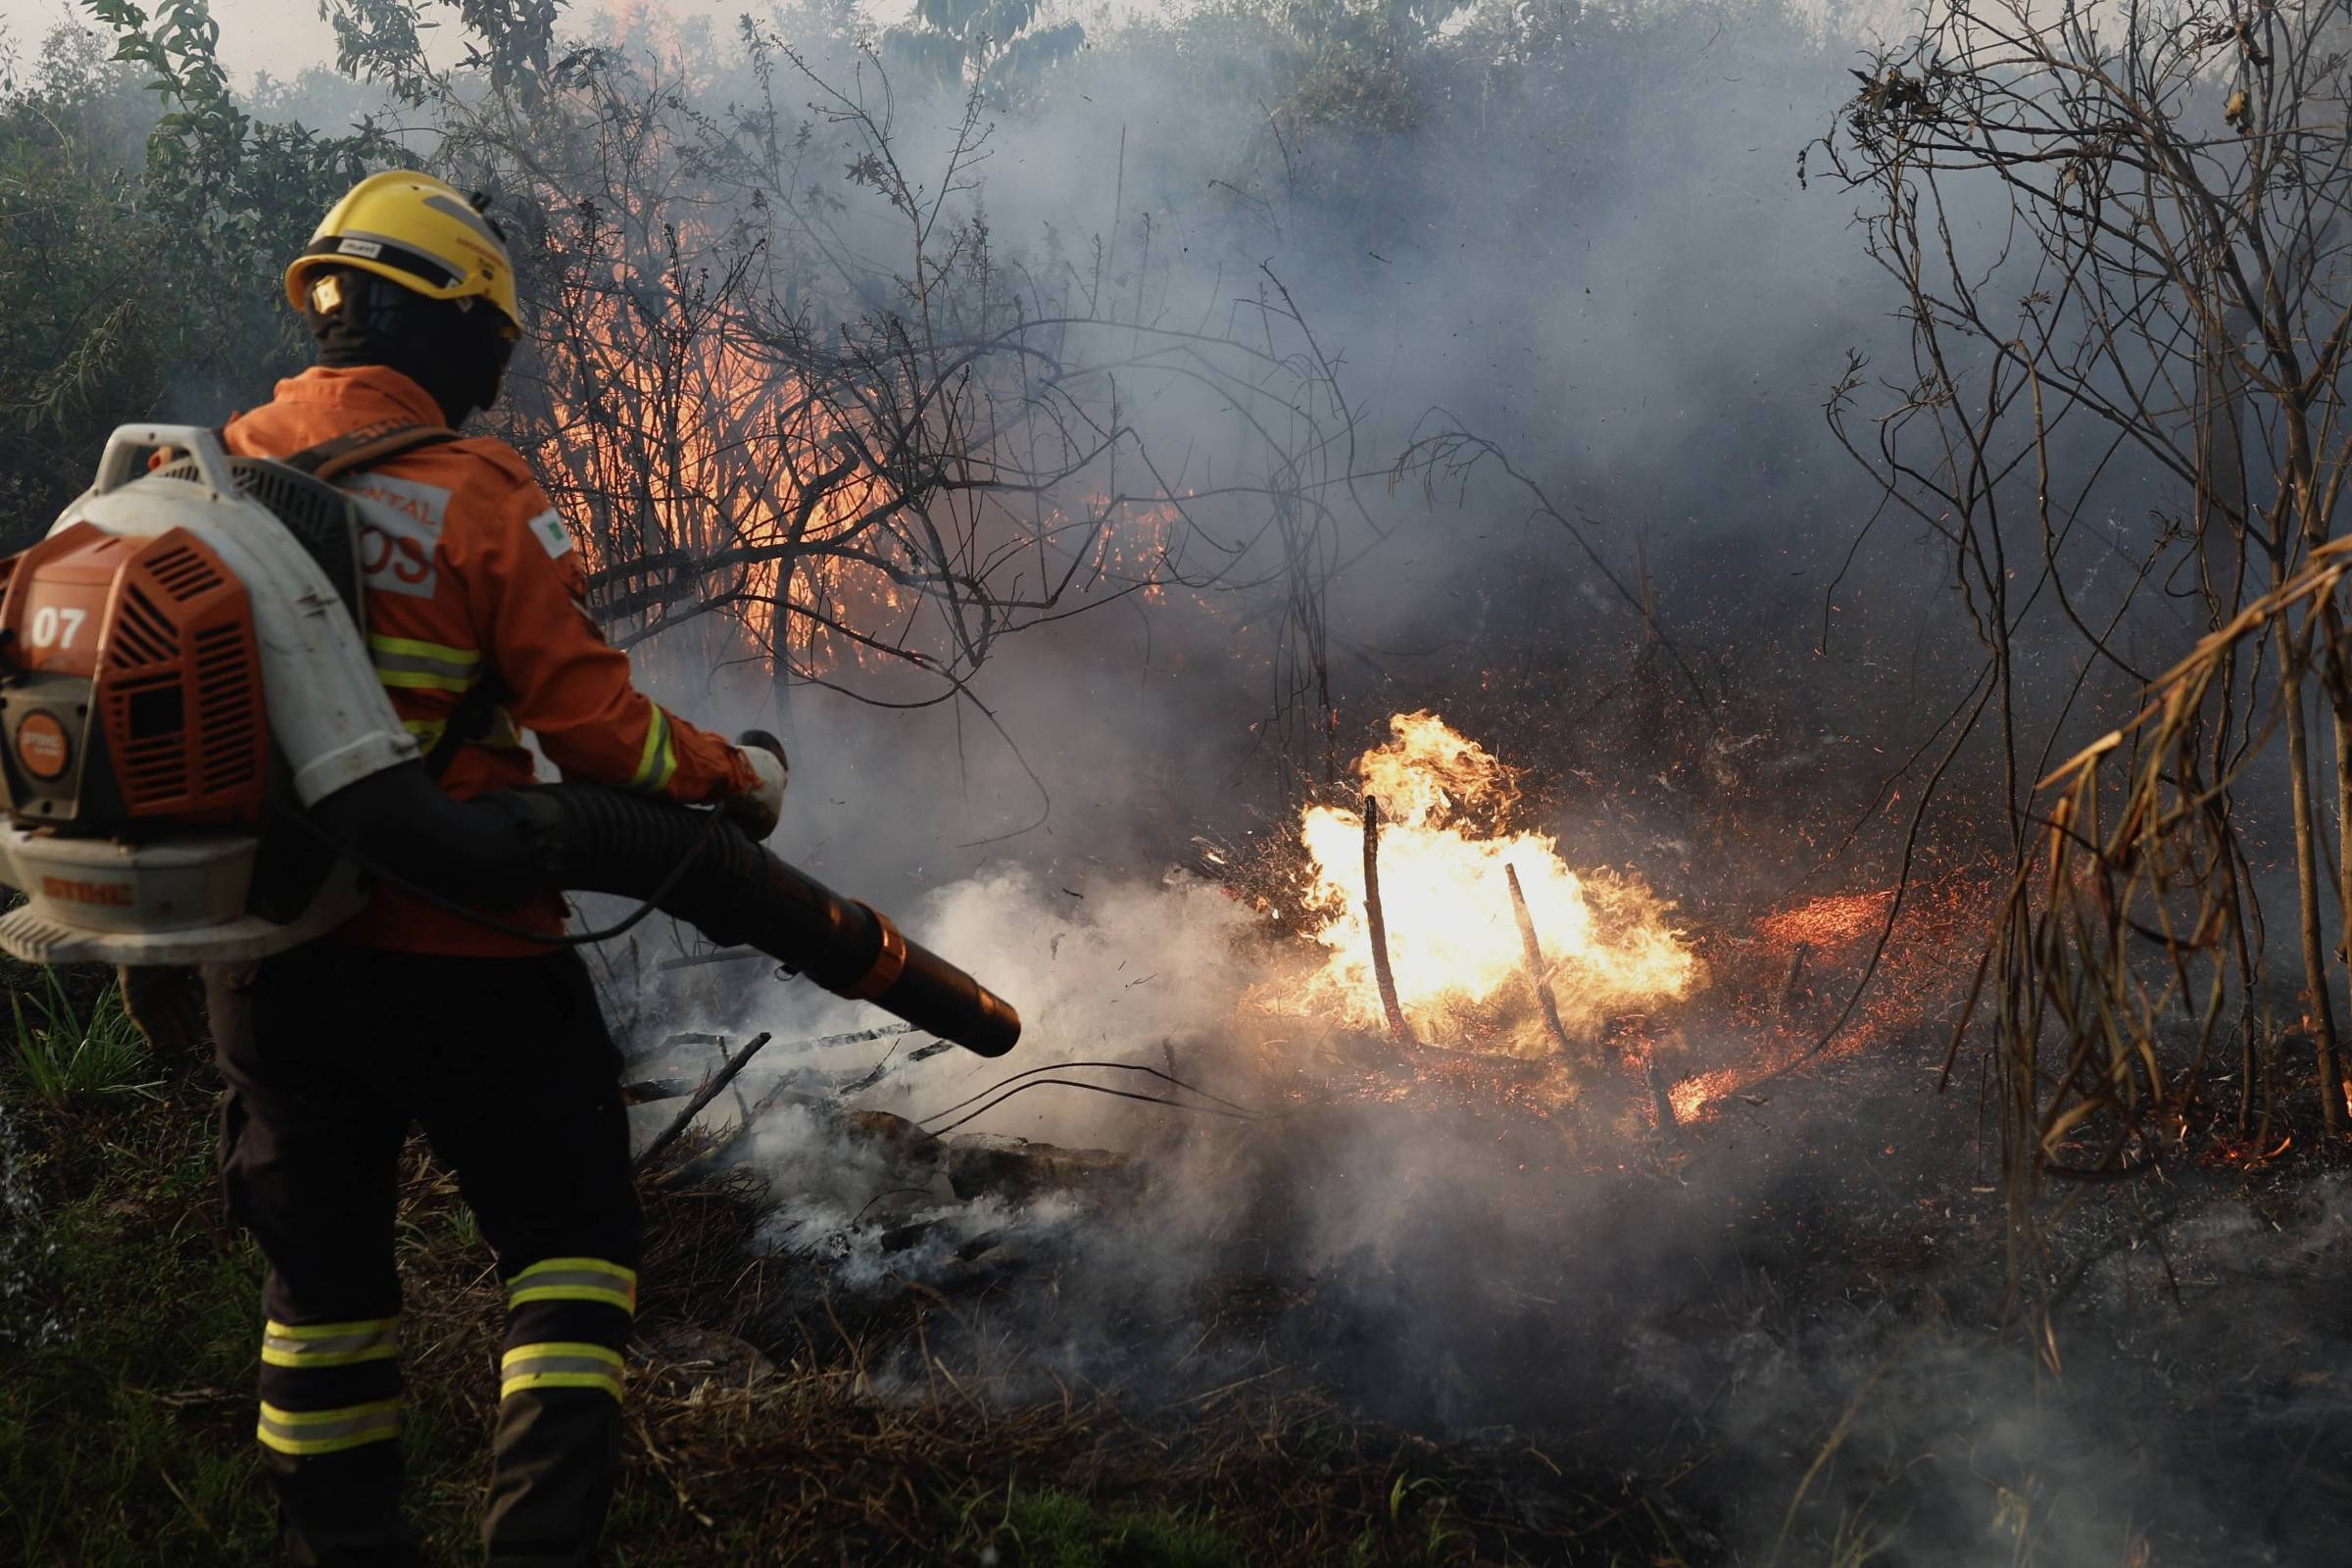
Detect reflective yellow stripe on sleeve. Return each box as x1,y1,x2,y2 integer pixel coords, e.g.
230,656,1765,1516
500,1341,624,1400
261,1316,399,1369
505,1256,638,1312
257,1398,402,1456
368,633,483,694
627,708,678,793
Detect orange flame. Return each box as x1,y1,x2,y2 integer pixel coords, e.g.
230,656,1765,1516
1270,712,1698,1052
526,273,906,677
526,281,1189,680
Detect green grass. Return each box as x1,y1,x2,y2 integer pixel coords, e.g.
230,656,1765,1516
0,1049,276,1562
0,976,1622,1566
0,988,499,1566
6,969,158,1109
950,1481,1248,1567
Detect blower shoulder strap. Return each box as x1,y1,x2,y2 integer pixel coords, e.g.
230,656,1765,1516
421,673,513,781
282,420,464,483
281,420,505,780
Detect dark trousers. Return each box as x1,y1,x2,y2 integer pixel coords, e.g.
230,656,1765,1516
210,945,644,1567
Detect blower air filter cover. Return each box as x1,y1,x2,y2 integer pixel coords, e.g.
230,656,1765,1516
0,826,368,965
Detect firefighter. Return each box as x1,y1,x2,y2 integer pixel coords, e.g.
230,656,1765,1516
200,170,786,1565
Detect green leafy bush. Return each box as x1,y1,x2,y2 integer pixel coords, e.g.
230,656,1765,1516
1,2,391,546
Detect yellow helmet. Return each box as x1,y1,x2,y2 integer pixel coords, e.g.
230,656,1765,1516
285,170,522,337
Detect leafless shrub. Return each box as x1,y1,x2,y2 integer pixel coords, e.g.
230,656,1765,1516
1817,0,2352,1297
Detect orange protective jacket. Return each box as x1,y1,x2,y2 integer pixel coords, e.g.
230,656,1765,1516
221,365,757,956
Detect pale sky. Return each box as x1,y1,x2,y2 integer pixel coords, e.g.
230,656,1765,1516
0,0,939,86
1,0,349,83
2,0,1889,96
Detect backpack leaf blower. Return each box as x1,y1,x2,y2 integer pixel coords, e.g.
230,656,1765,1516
0,425,1019,1058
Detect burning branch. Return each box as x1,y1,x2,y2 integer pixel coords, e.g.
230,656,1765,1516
430,41,1361,791
1645,1053,1678,1136
1506,862,1577,1056
1361,794,1410,1045
1262,713,1696,1054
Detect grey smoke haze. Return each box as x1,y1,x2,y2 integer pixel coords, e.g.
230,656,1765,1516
593,0,1953,868
12,0,2315,1558
540,10,2344,1561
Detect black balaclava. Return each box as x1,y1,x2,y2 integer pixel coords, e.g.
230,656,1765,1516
301,268,516,426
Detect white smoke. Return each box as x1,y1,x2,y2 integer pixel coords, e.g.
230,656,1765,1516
647,865,1269,1156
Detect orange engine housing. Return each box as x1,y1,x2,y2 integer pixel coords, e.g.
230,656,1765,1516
0,522,268,826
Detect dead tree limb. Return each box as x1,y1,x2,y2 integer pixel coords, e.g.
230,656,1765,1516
636,1031,775,1170
1778,943,1812,1015
1646,1053,1680,1135
1362,795,1409,1044
1505,862,1577,1055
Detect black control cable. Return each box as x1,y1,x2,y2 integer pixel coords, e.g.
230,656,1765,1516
916,1059,1272,1137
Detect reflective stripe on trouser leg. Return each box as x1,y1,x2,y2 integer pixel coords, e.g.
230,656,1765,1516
484,1259,634,1558
256,1313,404,1457
499,1255,633,1403
502,1341,624,1400
258,1397,403,1456
263,1315,399,1370
505,1255,637,1313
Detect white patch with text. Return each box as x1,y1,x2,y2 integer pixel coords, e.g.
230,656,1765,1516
342,474,451,600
